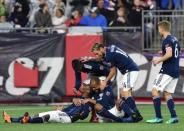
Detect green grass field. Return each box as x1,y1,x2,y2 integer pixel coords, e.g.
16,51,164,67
0,105,183,131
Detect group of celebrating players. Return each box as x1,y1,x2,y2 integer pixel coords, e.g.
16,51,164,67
3,20,180,124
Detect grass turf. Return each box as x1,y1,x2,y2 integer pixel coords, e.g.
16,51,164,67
0,105,183,131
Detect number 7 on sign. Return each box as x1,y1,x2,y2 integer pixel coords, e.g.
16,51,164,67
37,57,64,95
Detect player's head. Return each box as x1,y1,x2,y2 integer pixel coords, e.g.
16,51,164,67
91,43,105,59
90,76,101,92
80,79,91,97
158,20,171,36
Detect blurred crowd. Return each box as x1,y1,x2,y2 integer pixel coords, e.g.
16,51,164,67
0,0,183,33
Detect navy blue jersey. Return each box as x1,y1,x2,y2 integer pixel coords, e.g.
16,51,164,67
160,35,180,78
73,60,110,90
63,103,92,122
104,45,139,74
92,86,115,110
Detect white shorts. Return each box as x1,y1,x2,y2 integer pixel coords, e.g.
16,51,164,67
97,106,124,122
152,73,178,93
38,110,71,123
120,71,139,91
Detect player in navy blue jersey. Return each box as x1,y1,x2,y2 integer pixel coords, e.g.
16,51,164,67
3,80,92,124
82,76,139,123
90,43,143,121
72,58,111,122
72,58,110,94
146,20,180,124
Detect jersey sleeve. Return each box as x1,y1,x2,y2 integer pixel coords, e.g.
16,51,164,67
107,52,116,68
74,72,82,90
164,39,173,51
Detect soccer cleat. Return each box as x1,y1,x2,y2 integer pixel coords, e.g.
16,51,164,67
146,117,163,123
136,114,143,122
166,118,179,124
121,116,134,123
2,111,11,123
21,112,30,124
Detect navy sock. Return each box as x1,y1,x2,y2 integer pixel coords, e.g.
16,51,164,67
29,117,44,123
11,117,23,123
119,100,132,116
124,97,140,115
167,97,177,118
97,108,122,122
153,96,162,118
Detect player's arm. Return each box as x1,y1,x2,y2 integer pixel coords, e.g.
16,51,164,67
152,46,172,65
80,56,97,62
106,66,116,83
101,66,116,89
82,98,97,105
73,98,82,106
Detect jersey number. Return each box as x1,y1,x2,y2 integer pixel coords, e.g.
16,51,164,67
175,44,179,58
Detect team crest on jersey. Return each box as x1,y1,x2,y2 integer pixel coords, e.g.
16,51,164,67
99,93,103,98
106,91,110,96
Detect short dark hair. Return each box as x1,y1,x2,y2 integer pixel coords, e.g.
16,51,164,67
90,76,100,86
91,43,104,52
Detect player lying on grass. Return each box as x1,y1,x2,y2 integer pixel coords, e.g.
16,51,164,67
82,76,139,123
3,80,93,124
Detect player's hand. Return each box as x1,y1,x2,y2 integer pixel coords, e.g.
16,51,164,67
73,98,82,106
100,80,107,90
80,56,89,62
73,88,78,95
81,99,90,104
54,105,64,110
80,56,95,62
152,58,161,66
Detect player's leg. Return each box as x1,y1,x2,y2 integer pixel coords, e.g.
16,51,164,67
120,71,142,120
39,110,71,123
147,74,172,123
116,99,133,117
109,105,137,123
89,109,99,123
94,103,122,122
28,111,57,124
3,111,30,123
163,78,179,124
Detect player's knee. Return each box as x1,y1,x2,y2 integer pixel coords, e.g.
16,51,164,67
163,91,172,100
42,114,50,122
94,103,103,112
115,99,122,111
152,88,159,97
120,90,131,97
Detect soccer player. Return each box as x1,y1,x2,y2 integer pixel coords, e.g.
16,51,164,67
82,76,139,123
90,43,143,121
72,58,111,122
3,80,93,124
72,58,110,94
146,20,180,124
